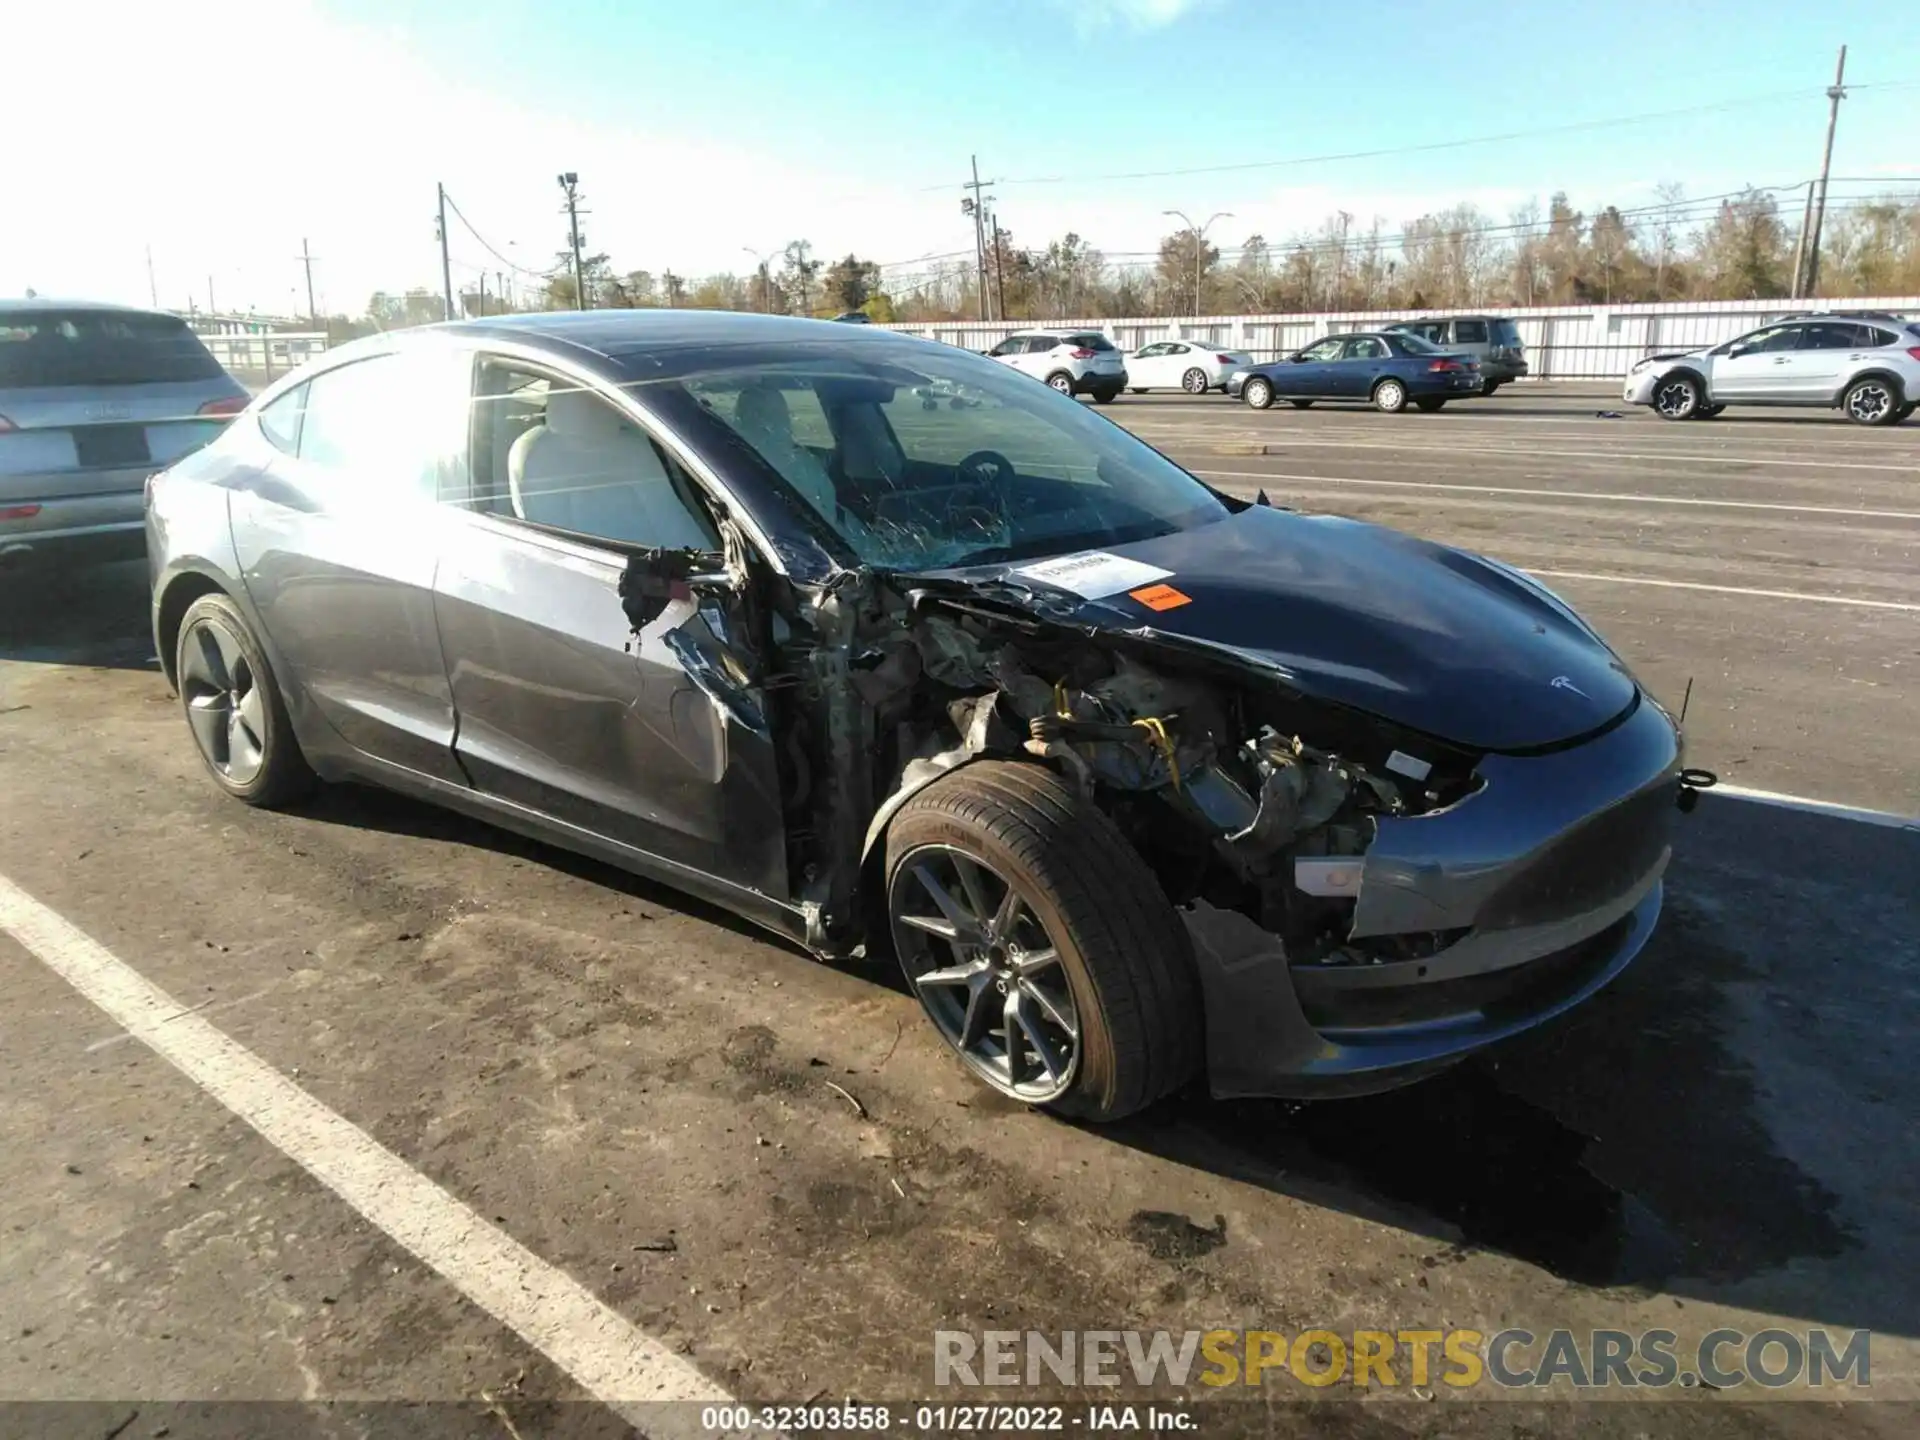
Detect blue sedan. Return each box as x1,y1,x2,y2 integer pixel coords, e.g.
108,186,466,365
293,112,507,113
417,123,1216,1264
1227,331,1483,413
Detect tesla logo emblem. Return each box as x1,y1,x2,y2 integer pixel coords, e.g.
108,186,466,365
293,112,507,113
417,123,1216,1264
1551,675,1589,698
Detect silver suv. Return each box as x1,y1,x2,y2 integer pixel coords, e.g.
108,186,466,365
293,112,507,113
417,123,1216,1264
984,330,1128,402
1381,316,1528,393
1624,311,1920,425
2,299,247,567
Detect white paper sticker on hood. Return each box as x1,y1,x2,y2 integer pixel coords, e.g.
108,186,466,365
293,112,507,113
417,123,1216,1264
1012,551,1174,600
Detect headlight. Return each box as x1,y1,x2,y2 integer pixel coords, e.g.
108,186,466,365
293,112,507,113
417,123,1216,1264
1629,357,1658,374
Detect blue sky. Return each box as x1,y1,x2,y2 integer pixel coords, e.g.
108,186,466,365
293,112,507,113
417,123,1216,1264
4,0,1917,313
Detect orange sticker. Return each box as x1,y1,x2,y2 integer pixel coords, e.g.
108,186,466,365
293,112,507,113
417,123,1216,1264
1129,583,1193,612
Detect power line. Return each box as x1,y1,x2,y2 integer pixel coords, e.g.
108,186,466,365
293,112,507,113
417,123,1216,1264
440,190,550,279
921,81,1920,192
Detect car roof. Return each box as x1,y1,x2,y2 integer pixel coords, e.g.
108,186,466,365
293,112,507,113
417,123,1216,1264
0,296,186,319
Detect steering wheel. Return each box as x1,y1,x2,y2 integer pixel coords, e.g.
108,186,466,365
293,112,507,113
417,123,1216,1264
954,449,1016,489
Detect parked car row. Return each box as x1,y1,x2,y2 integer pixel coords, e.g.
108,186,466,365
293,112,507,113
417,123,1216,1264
985,316,1525,414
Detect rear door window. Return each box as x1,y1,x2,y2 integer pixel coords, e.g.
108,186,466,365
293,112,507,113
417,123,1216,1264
1342,337,1388,360
1453,320,1489,344
1492,319,1524,345
257,385,306,455
296,350,471,506
1063,333,1116,352
0,309,226,387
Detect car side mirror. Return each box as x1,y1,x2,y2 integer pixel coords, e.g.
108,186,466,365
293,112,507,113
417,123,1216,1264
1726,344,1749,359
617,546,732,630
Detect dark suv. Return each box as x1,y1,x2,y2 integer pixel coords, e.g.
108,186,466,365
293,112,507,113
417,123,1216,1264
1382,317,1528,393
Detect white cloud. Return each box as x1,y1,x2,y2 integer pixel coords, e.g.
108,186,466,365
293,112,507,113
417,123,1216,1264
1061,0,1218,31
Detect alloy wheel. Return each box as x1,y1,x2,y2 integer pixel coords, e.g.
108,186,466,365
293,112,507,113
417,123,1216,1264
1847,381,1893,424
178,618,267,785
1049,373,1074,394
1654,377,1698,419
890,844,1080,1104
1182,368,1208,393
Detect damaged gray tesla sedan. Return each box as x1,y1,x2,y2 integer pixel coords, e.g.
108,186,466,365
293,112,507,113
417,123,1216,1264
148,311,1707,1121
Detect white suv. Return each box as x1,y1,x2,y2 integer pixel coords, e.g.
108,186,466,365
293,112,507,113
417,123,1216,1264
1624,312,1920,425
984,330,1128,403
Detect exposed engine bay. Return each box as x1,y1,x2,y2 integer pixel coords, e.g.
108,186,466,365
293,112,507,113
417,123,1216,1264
680,554,1489,968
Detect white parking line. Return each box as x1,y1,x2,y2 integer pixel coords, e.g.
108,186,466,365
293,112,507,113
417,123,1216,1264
1525,569,1920,613
1222,435,1918,472
0,872,736,1433
1194,468,1920,522
1708,784,1920,831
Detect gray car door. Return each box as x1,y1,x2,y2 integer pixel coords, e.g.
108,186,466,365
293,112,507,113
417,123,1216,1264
430,355,788,897
228,346,471,784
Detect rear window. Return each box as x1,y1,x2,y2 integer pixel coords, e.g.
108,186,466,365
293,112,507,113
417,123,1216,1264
1492,319,1523,345
1062,332,1116,352
1453,320,1488,344
1391,333,1443,355
0,309,226,388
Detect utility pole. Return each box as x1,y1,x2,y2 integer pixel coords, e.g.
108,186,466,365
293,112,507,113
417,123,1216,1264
477,273,487,317
497,271,509,313
557,172,588,309
1789,180,1816,299
436,182,454,322
963,156,994,322
298,238,318,325
207,275,216,315
1801,45,1848,298
145,245,158,308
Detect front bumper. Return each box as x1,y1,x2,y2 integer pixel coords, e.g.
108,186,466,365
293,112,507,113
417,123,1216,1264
1186,692,1683,1099
1623,369,1661,405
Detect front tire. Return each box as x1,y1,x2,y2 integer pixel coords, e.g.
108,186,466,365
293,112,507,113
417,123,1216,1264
885,762,1201,1122
1181,367,1209,394
175,593,315,808
1843,376,1902,426
1653,373,1701,420
1372,377,1409,413
1045,371,1075,395
1242,376,1275,410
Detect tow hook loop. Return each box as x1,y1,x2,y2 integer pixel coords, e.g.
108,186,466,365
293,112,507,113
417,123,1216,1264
1676,768,1718,813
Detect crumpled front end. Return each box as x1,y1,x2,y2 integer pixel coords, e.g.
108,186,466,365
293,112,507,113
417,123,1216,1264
851,584,1689,1100
1190,692,1681,1099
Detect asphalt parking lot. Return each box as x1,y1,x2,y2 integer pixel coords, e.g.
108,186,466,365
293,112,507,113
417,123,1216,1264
1,386,1916,1437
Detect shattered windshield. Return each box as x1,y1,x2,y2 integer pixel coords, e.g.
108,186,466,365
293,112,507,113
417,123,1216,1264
676,345,1229,571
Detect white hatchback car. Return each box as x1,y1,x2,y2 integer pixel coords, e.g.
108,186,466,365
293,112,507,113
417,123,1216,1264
1623,312,1920,425
984,330,1128,402
1124,339,1255,394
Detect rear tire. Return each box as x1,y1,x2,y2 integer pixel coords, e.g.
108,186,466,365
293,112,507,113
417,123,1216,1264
1045,371,1075,395
1128,387,1146,394
1414,397,1446,412
1481,379,1501,396
1242,376,1275,410
1288,399,1314,409
1092,387,1119,404
1843,376,1902,426
1181,367,1209,394
1372,377,1409,413
175,593,315,808
885,762,1202,1122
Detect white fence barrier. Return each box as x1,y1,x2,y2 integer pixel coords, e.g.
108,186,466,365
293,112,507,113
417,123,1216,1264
200,331,330,383
880,297,1920,380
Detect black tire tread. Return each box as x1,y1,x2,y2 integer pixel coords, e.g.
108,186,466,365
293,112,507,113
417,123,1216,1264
889,761,1201,1121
